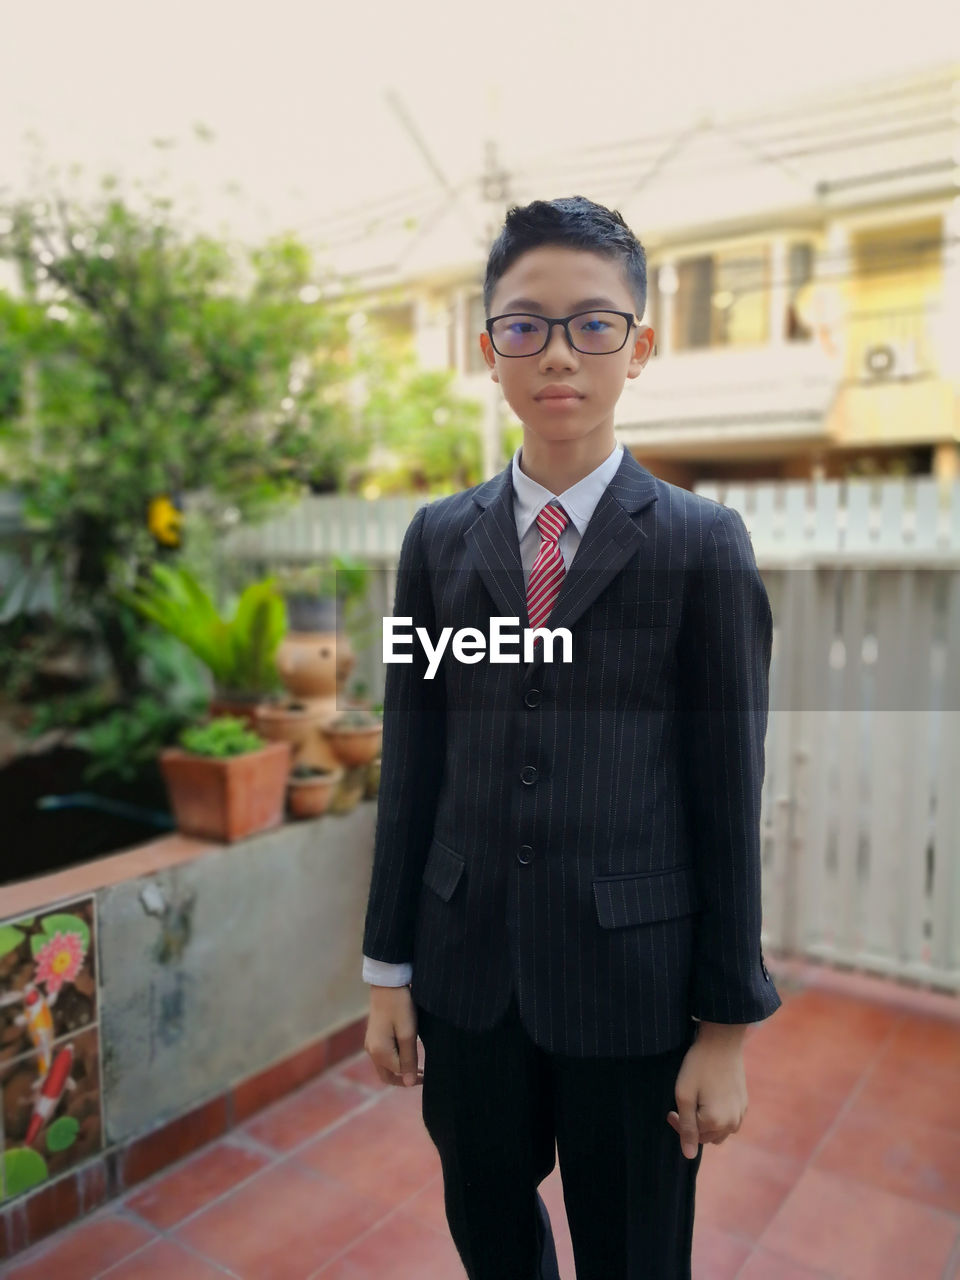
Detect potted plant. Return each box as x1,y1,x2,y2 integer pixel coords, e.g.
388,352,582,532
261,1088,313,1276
116,565,286,726
322,703,383,768
159,716,292,842
276,556,370,634
287,761,343,819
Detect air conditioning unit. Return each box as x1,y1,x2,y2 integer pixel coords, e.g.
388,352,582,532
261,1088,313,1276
861,339,919,381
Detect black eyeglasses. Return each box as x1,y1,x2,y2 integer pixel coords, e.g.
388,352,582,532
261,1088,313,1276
485,309,640,357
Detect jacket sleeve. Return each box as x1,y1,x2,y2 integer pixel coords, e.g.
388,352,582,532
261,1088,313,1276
361,503,446,966
677,504,782,1025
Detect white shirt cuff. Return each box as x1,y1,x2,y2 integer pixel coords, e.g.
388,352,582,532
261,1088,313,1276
362,955,413,986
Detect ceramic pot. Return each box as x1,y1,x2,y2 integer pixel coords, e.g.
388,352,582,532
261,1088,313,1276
323,722,383,768
274,629,355,700
254,701,328,765
283,593,337,633
287,767,343,819
159,740,292,842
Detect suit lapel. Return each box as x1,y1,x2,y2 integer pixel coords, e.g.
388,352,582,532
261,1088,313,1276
463,463,529,626
464,448,661,668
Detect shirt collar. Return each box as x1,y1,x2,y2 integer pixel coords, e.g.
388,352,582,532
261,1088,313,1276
511,441,624,541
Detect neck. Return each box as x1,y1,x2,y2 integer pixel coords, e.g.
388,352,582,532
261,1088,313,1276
518,430,617,494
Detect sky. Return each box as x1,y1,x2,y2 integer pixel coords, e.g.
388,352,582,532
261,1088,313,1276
1,0,958,248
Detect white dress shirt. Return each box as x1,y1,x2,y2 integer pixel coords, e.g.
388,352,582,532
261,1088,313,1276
363,441,625,986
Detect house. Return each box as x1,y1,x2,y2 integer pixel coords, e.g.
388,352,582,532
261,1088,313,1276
313,59,960,491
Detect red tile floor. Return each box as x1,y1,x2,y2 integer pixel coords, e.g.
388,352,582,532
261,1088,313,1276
3,979,960,1279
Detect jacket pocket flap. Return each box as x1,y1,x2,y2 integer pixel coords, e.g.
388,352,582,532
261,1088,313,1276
593,864,699,928
422,838,466,902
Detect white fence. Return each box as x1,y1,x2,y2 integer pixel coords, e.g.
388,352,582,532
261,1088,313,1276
219,477,960,565
697,477,960,563
219,493,438,565
761,564,959,994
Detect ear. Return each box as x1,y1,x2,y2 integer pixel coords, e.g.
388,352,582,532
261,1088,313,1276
627,325,655,379
480,332,499,383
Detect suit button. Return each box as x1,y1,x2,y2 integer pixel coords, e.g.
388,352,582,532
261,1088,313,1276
520,765,538,785
517,844,534,865
524,688,541,708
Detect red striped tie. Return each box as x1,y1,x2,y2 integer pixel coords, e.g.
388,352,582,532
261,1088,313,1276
526,503,569,641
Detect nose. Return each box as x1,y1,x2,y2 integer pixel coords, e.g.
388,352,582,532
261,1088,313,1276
539,321,579,369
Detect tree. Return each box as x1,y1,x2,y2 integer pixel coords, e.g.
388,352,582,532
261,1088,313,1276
356,343,485,494
0,158,368,697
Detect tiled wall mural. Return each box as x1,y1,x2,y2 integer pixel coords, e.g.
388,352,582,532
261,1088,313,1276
0,897,102,1200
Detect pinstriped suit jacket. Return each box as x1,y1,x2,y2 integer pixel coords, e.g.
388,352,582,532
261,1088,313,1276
361,446,782,1057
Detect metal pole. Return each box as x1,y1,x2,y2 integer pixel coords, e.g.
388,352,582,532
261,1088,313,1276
480,128,511,478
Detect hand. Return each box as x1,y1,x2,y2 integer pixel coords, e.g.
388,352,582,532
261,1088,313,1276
667,1026,748,1159
364,984,423,1088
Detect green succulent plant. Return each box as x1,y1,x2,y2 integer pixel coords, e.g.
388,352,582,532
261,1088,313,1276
177,716,266,757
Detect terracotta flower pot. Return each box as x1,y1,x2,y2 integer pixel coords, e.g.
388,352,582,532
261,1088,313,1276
287,767,343,819
275,630,355,699
254,701,328,764
159,740,292,842
323,722,383,768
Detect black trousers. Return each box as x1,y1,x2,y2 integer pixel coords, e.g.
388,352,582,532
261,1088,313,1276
415,989,703,1280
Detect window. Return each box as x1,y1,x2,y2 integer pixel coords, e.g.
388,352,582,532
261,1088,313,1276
671,246,770,350
785,243,814,342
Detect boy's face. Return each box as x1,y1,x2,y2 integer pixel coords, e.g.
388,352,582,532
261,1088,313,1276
480,245,654,448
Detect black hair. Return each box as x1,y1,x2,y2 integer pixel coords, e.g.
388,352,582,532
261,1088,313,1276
482,195,647,321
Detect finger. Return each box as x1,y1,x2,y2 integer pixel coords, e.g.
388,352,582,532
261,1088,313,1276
397,1029,420,1086
674,1097,701,1160
366,1036,404,1085
374,1064,424,1087
667,1110,700,1159
391,1068,425,1087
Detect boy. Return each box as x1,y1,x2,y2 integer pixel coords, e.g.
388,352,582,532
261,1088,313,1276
361,196,782,1279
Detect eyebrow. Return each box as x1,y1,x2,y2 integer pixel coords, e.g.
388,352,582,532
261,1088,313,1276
499,295,621,313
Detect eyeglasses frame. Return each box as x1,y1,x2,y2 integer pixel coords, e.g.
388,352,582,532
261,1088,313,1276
485,309,642,358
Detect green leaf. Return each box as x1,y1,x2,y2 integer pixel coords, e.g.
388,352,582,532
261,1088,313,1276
44,1116,79,1153
2,1147,49,1199
0,925,25,958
